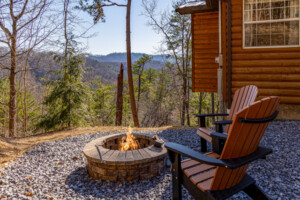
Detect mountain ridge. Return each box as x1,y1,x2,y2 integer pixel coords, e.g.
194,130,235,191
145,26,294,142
88,52,169,63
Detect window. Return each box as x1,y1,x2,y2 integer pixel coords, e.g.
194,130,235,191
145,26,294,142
243,0,300,48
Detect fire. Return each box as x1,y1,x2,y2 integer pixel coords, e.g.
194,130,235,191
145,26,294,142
119,126,139,151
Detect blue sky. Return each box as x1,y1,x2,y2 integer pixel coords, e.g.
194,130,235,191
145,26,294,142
80,0,172,55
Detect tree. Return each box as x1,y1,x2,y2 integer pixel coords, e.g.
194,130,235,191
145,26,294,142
0,77,9,136
133,54,152,113
37,0,88,130
115,64,124,126
0,75,41,136
143,0,192,126
79,0,140,127
140,67,176,127
37,42,87,130
90,78,116,125
0,0,57,137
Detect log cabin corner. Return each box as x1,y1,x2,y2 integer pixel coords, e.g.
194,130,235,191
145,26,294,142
176,0,300,119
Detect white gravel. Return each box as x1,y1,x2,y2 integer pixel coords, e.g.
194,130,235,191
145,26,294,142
0,121,299,200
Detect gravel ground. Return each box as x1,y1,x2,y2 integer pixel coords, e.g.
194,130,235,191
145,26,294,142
0,121,299,200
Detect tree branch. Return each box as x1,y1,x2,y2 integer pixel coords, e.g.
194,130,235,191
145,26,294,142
0,101,9,106
10,0,15,19
0,62,11,70
102,3,126,7
142,2,183,76
0,39,9,44
17,0,47,32
0,22,12,38
16,0,29,20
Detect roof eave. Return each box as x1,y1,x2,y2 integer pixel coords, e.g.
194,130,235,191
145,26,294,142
175,1,219,15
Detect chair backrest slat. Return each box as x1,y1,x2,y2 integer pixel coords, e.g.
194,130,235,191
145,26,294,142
210,97,280,191
224,85,258,133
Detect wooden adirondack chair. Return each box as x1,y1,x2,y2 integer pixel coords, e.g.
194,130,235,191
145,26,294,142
197,85,258,153
166,96,279,200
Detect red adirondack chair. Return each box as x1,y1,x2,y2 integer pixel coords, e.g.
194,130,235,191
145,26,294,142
166,96,279,200
196,85,258,153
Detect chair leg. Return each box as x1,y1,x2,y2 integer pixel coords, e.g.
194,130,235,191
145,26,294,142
201,137,207,152
243,183,270,200
171,153,182,200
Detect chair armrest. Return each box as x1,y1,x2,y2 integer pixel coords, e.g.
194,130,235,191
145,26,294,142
165,142,225,167
211,132,228,140
213,120,233,125
223,147,273,168
213,120,233,132
195,113,229,127
165,142,272,169
195,113,229,118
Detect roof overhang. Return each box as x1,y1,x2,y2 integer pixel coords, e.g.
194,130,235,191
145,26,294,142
175,0,219,15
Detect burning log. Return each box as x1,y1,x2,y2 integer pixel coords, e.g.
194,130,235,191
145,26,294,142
119,127,139,151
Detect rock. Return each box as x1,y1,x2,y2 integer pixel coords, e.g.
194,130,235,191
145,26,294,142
0,122,299,199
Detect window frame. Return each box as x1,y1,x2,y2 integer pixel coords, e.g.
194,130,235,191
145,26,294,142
243,0,300,49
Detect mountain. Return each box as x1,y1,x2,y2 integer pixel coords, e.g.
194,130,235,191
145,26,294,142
89,52,169,63
88,52,168,72
84,58,119,84
1,51,167,86
29,56,120,85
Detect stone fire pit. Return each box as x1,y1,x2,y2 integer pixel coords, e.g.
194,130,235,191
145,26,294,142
83,133,167,182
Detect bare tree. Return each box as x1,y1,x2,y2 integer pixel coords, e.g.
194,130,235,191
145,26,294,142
79,0,140,127
142,0,192,126
0,0,58,137
126,0,139,127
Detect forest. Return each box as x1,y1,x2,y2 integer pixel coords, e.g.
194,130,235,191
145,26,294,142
0,0,221,138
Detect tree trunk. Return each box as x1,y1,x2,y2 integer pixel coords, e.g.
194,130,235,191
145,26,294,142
2,120,5,137
186,74,190,126
23,66,28,136
185,24,192,127
126,0,139,127
116,64,124,126
88,102,96,127
198,93,203,125
64,0,71,129
9,23,17,137
181,76,186,126
211,93,215,122
137,74,141,113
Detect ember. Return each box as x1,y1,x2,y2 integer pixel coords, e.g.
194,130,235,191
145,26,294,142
119,127,139,151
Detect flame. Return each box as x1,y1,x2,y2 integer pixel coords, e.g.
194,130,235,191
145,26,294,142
119,126,139,151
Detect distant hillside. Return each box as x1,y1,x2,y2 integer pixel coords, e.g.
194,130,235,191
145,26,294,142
88,53,168,71
1,51,166,85
84,58,119,84
30,56,119,85
89,52,169,63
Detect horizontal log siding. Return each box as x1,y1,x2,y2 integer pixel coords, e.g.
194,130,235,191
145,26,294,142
230,0,300,104
192,12,219,93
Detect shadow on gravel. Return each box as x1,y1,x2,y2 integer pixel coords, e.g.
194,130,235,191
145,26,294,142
66,167,166,199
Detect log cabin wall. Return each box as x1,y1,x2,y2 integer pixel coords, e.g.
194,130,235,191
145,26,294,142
226,0,300,119
192,12,220,93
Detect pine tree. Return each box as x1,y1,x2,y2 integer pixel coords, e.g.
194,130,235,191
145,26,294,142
37,40,87,131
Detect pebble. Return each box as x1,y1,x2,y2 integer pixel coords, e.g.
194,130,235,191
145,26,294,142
0,121,299,199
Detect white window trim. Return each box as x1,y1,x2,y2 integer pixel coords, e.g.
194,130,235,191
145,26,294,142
243,0,300,49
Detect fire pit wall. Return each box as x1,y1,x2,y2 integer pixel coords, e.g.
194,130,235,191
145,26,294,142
83,134,167,182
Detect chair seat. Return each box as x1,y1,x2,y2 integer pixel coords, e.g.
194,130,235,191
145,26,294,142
181,152,220,192
197,128,215,143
